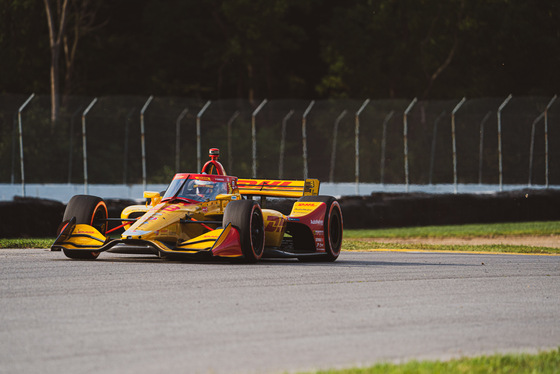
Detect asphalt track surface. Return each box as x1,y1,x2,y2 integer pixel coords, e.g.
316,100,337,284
1,248,559,374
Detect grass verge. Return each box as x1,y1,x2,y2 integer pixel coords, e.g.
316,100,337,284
342,221,560,254
342,239,560,255
344,221,560,239
0,238,54,249
302,347,560,374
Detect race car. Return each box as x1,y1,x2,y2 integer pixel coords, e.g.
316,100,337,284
51,148,343,263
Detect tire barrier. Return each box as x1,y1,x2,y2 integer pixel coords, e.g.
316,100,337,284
0,197,136,238
0,197,65,238
340,189,560,229
2,189,560,237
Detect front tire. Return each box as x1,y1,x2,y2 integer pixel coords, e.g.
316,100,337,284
61,195,108,260
297,196,343,262
223,200,265,263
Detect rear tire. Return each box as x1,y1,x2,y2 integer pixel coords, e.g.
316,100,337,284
223,200,265,263
61,195,108,260
297,196,343,262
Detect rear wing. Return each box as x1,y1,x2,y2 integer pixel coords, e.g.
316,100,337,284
237,178,320,198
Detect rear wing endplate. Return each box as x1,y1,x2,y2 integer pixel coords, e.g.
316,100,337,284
237,178,320,198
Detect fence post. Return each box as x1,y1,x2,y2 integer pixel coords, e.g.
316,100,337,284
251,99,268,178
227,111,240,174
478,111,492,185
279,110,294,179
17,93,35,197
403,98,418,192
329,110,347,183
451,97,467,194
497,94,512,192
175,108,189,172
544,95,557,188
196,100,211,172
302,100,315,179
355,99,370,194
140,95,154,191
82,98,98,194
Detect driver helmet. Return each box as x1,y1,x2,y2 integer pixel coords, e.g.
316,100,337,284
193,180,214,198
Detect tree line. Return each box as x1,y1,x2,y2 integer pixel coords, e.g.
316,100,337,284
2,0,559,117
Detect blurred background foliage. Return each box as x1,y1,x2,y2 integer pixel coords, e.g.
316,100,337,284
1,0,559,101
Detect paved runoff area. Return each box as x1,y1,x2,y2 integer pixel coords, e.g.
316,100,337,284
1,248,559,374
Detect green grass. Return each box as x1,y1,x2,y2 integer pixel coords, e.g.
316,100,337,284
0,238,54,249
344,221,560,239
342,239,560,255
342,221,560,255
300,348,560,374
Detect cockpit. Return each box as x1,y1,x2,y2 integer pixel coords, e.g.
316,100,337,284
162,175,229,203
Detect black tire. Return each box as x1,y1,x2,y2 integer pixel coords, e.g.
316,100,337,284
297,196,343,262
61,195,108,260
223,200,265,263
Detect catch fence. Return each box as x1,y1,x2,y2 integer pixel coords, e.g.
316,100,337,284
1,94,559,195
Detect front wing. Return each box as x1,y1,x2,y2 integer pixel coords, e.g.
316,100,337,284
51,217,244,259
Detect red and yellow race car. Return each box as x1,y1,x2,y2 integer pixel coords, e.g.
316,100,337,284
51,149,343,262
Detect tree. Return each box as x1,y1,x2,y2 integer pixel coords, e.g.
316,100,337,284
419,0,465,98
2,0,559,101
317,0,469,99
61,0,105,98
43,0,69,123
43,0,104,122
209,0,310,102
0,0,48,94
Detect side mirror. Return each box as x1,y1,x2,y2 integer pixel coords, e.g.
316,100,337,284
216,194,238,201
216,194,231,201
143,191,162,206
